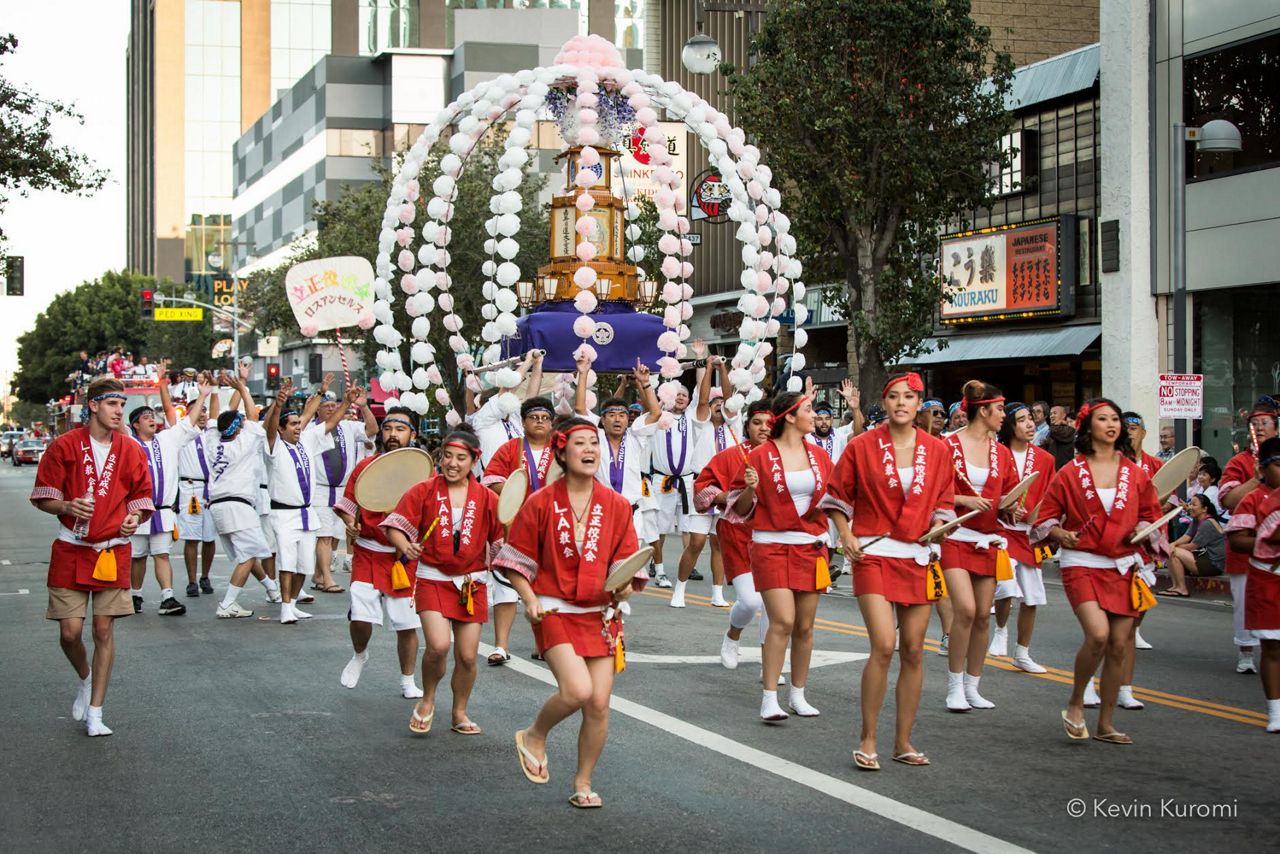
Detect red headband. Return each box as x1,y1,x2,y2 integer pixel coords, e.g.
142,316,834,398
773,394,810,426
881,372,925,400
552,422,597,451
443,440,478,458
971,396,1005,406
1074,401,1118,431
1248,410,1278,422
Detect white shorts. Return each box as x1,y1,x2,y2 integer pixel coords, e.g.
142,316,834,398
652,486,690,536
348,580,419,631
488,570,520,605
309,505,345,540
259,514,278,553
176,483,217,542
684,512,714,536
130,531,174,558
994,561,1048,607
632,506,654,545
276,528,318,576
218,526,273,565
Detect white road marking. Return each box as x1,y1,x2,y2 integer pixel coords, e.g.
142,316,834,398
624,649,868,669
0,588,30,596
1,559,11,565
483,643,1032,854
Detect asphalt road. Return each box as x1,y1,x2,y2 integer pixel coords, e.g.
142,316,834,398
1,460,1276,852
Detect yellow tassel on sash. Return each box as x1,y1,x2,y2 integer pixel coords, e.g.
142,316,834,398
1131,573,1157,613
92,548,117,583
926,560,948,601
390,560,411,591
172,526,180,542
641,478,651,498
1034,545,1053,564
188,496,200,515
815,555,831,590
614,631,626,673
459,578,476,616
995,547,1014,582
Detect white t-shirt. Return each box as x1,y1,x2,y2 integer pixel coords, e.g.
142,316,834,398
806,428,848,464
136,420,200,527
691,411,744,474
650,410,696,478
268,427,334,532
898,466,914,496
178,431,213,482
307,420,368,507
208,421,267,533
90,437,112,475
469,396,523,467
587,413,658,505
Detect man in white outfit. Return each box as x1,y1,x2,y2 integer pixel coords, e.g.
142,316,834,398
308,389,377,592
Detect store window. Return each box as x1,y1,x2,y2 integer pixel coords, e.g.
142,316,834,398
1195,285,1280,462
1184,30,1280,180
362,0,419,54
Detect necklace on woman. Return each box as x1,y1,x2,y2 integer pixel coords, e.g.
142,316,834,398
570,490,591,537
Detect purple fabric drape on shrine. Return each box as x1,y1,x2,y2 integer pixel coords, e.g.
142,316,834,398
501,302,667,372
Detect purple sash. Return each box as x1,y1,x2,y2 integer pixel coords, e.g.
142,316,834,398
715,424,726,453
324,426,348,506
194,436,210,500
608,431,626,494
138,435,165,534
665,414,688,475
284,441,313,531
524,439,543,491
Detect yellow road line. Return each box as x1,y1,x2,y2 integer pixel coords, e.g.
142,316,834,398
639,588,1267,728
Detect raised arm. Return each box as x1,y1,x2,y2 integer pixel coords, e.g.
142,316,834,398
634,360,660,420
573,352,591,417
526,349,544,399
186,375,212,428
265,378,291,451
324,385,358,435
157,359,177,426
296,373,331,429
205,371,221,421
355,386,377,438
695,357,715,423
233,362,258,422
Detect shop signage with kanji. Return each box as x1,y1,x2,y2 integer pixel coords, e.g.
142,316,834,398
939,215,1077,324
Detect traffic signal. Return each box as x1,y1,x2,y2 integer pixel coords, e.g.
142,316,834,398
140,288,155,319
4,256,23,296
266,363,281,390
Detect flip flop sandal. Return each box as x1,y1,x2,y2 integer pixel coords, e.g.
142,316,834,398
1093,730,1133,745
409,708,434,735
852,751,880,771
515,730,549,784
487,648,511,666
568,790,602,809
319,584,345,593
296,593,316,604
1157,590,1189,597
451,720,482,735
1061,709,1089,740
892,752,930,766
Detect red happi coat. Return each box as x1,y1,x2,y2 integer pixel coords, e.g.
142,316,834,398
943,433,1020,534
31,427,155,590
1136,451,1164,478
1221,450,1257,575
337,454,407,596
493,479,639,608
731,440,842,537
829,425,955,540
482,436,554,491
1000,443,1057,564
1033,454,1164,560
694,444,754,579
383,474,503,576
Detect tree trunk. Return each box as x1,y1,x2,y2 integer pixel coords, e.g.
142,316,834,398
844,233,889,403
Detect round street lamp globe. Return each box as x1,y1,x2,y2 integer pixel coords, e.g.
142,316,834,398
682,32,722,75
1196,119,1243,153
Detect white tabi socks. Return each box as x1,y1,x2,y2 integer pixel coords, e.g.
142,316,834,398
340,651,368,688
964,673,995,709
400,674,423,699
85,705,112,737
669,579,687,608
72,671,92,722
946,671,971,711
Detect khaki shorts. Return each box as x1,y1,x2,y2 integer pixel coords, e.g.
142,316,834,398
46,587,134,621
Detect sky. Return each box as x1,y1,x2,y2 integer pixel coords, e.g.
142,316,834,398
0,0,130,387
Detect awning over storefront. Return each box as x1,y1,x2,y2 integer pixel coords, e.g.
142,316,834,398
895,324,1101,366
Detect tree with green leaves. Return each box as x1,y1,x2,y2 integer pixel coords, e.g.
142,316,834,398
0,34,108,251
12,269,216,402
726,0,1014,393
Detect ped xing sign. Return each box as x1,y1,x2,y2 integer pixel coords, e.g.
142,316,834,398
155,307,204,321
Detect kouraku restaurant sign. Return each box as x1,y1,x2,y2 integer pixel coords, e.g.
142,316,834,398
939,215,1077,324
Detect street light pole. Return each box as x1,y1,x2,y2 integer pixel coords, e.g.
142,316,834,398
1171,122,1188,453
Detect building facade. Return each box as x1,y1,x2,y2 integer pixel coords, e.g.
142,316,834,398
897,45,1103,408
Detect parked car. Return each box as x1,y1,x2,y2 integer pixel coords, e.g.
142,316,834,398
0,431,25,458
12,439,44,466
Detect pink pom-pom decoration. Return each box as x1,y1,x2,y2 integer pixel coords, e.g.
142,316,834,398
400,273,419,294
435,388,451,406
681,284,695,300
643,125,665,145
765,318,781,337
300,323,319,338
663,305,681,327
405,179,420,201
577,92,599,109
575,241,597,262
577,108,598,126
657,330,680,352
578,127,600,146
356,312,375,330
456,354,475,371
659,360,683,379
658,234,680,255
676,217,691,235
573,266,597,288
574,169,597,189
636,107,657,126
758,226,772,246
579,146,601,167
656,412,675,431
661,282,682,304
657,209,678,230
655,189,675,210
661,256,681,279
680,262,694,279
398,203,415,224
397,249,414,271
575,193,595,212
572,315,597,338
771,297,787,316
573,290,598,314
680,302,694,321
573,342,598,363
426,365,443,385
395,227,413,247
750,296,770,319
575,216,597,236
